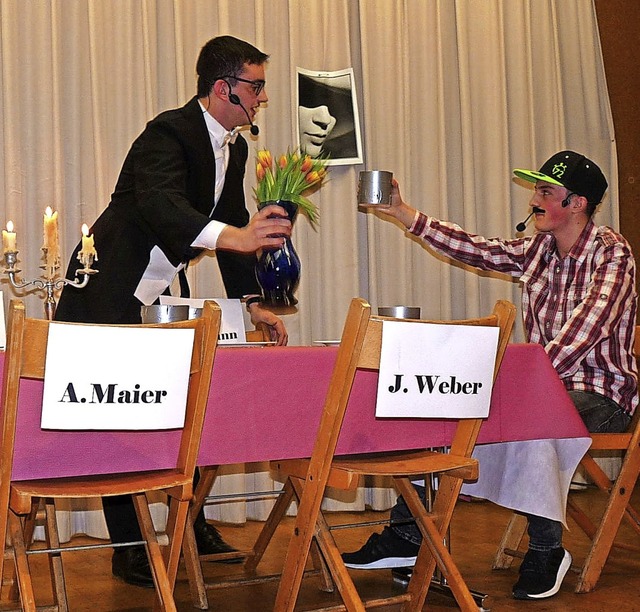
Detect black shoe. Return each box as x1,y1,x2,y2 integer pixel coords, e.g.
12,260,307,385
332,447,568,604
194,520,242,563
342,527,420,570
391,566,413,587
512,547,572,600
112,546,154,589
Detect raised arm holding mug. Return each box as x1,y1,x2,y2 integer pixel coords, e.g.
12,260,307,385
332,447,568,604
344,151,638,601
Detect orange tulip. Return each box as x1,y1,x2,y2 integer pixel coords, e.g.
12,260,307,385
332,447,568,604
278,154,288,170
256,162,265,181
257,150,272,169
305,170,320,184
300,155,312,173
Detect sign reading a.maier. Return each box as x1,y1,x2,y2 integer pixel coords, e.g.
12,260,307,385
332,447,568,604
59,383,169,404
41,323,194,430
376,321,499,419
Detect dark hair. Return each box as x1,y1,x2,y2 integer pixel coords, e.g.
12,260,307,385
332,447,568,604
196,35,269,97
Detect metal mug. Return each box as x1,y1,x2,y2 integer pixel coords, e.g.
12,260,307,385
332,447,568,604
140,304,190,323
377,306,421,319
357,170,393,206
188,307,202,320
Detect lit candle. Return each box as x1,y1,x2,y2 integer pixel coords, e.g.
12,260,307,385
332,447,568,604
78,223,98,268
43,207,60,271
2,220,16,253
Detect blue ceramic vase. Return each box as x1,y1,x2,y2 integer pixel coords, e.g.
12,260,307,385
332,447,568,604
255,200,301,307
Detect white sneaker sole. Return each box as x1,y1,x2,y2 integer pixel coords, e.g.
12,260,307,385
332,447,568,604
525,550,572,600
344,556,417,570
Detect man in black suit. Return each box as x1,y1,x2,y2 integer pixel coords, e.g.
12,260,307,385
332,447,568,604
55,35,290,587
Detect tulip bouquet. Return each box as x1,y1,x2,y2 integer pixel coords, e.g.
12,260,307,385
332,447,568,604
254,149,329,226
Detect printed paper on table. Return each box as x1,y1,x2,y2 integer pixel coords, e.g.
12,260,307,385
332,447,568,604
160,296,246,344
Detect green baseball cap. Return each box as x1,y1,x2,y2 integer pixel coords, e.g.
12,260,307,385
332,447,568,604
514,150,608,204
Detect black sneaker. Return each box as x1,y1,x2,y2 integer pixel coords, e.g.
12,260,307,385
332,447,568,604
342,527,420,570
512,547,572,600
391,566,412,586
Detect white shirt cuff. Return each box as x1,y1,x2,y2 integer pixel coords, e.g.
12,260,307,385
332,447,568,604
192,220,227,250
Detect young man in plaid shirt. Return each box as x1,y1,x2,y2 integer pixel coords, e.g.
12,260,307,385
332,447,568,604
343,151,637,600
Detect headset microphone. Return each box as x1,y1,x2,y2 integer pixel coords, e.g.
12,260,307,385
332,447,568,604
515,212,534,233
561,193,573,208
228,90,260,136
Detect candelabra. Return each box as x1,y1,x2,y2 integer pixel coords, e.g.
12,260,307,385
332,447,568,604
3,249,97,321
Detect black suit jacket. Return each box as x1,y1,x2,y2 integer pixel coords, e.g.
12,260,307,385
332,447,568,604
56,97,260,323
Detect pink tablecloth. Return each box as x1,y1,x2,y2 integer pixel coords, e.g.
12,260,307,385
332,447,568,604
7,343,588,482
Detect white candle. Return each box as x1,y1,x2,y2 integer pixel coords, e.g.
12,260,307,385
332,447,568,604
78,223,98,268
2,220,16,253
43,207,60,271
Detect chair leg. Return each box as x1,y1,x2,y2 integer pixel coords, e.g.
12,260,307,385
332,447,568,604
309,539,335,593
192,466,218,518
182,510,209,610
244,478,295,573
579,453,640,535
182,465,219,610
397,476,478,612
311,501,362,607
575,444,640,593
493,512,527,570
44,499,69,611
246,477,334,594
3,499,36,606
163,498,189,589
132,493,177,612
274,477,349,612
7,512,36,612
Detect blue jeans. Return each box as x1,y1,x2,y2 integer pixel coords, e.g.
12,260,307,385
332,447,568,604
390,391,631,549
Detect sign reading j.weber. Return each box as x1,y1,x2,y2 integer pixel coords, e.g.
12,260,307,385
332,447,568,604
376,321,499,419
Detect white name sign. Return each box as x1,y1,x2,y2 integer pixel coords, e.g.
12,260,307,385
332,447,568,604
376,321,499,419
160,296,246,344
41,323,194,430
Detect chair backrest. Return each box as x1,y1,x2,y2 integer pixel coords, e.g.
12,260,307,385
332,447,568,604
630,325,640,429
0,299,221,556
245,324,270,343
307,297,516,482
590,325,640,449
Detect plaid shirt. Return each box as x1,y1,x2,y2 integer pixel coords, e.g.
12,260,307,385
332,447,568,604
410,212,638,414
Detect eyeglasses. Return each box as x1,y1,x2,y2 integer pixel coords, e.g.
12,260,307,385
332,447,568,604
220,75,266,96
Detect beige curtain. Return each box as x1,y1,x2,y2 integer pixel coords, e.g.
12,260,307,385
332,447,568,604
1,0,615,536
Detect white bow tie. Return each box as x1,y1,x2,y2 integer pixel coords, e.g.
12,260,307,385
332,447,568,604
223,129,239,146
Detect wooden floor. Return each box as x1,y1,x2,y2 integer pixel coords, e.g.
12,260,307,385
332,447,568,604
3,486,640,610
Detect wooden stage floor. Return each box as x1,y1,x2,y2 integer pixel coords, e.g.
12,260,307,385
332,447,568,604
3,486,640,610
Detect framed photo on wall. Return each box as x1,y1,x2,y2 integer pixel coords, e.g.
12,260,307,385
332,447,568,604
296,67,363,166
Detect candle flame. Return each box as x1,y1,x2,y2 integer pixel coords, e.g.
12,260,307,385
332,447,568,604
6,220,13,232
45,206,53,218
82,223,89,237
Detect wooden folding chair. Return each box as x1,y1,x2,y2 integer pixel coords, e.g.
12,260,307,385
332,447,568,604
493,326,640,593
0,299,221,611
203,297,513,611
